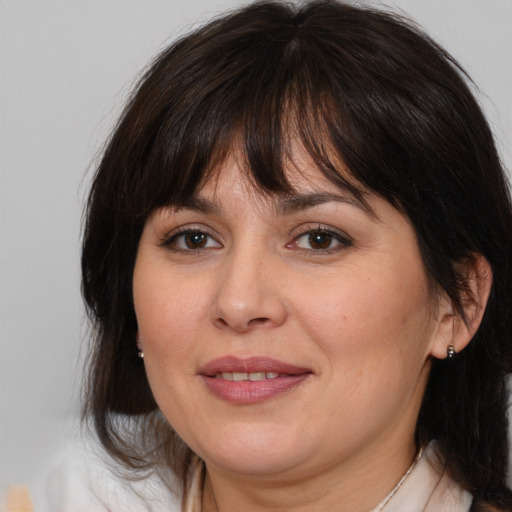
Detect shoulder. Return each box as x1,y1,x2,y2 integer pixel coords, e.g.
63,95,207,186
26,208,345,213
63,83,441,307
383,442,473,512
420,444,512,512
31,432,182,512
421,443,473,512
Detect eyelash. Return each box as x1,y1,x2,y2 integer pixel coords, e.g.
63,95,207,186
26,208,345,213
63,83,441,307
160,225,353,254
160,227,222,253
289,225,353,254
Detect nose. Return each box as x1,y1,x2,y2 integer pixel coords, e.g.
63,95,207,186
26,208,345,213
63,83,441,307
211,246,288,333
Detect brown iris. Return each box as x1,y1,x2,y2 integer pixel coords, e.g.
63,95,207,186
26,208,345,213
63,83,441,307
184,232,208,249
308,231,333,250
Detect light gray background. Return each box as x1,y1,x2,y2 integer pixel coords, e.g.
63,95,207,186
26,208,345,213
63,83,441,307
1,0,511,492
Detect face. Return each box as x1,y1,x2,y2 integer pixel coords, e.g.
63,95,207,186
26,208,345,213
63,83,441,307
133,150,449,482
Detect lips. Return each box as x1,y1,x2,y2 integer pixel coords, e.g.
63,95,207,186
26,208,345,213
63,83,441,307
199,356,312,404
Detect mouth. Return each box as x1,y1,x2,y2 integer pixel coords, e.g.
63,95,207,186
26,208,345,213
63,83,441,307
199,356,312,404
213,371,280,381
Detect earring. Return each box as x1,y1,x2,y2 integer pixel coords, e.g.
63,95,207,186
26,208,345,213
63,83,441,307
137,333,144,359
447,343,456,360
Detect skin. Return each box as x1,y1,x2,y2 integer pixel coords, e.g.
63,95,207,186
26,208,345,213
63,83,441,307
132,150,485,512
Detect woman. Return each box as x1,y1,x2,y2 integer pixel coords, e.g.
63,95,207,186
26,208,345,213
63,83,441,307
73,0,512,510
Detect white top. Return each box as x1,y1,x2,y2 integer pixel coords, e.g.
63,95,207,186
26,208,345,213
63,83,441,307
31,439,472,512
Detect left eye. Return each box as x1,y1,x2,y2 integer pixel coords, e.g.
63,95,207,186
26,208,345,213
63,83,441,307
293,229,350,251
166,230,221,251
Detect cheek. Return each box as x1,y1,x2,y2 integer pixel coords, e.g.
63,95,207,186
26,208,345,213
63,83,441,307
133,263,212,366
133,271,212,425
292,261,433,367
293,265,433,435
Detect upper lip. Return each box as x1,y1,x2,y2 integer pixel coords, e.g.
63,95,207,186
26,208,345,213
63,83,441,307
199,356,312,376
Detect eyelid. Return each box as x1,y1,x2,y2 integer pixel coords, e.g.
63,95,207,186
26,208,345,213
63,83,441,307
288,224,353,252
159,224,222,251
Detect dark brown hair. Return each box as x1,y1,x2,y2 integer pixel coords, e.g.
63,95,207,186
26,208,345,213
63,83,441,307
82,1,512,507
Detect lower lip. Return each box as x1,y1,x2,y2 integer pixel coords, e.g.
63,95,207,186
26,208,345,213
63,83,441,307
201,374,311,404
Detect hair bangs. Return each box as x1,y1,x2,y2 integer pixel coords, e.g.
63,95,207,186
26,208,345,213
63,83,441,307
120,6,374,217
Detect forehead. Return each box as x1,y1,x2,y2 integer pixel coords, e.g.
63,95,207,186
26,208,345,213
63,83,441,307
194,146,374,215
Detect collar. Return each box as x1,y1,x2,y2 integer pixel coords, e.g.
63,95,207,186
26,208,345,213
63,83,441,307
371,442,472,512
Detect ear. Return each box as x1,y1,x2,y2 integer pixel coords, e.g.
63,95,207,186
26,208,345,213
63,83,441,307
429,254,492,359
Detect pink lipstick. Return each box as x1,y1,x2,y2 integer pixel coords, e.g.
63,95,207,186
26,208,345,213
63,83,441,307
199,356,312,404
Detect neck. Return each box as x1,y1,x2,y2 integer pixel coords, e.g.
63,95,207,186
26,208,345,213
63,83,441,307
201,439,418,512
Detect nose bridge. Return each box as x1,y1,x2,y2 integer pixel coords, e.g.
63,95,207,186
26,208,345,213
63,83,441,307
211,238,287,332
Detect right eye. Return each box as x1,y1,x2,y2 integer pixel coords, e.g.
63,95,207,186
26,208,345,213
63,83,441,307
163,229,222,252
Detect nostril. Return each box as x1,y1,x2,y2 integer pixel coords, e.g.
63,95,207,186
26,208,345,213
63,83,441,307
248,317,270,326
214,316,271,331
215,318,229,327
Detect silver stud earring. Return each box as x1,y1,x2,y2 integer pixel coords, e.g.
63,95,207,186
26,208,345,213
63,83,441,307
137,334,144,359
447,343,456,360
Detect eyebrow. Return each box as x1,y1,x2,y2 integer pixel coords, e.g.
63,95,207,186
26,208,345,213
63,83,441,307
171,191,374,217
174,196,222,215
276,192,375,217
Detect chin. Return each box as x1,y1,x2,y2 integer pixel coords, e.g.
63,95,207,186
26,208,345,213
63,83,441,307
206,449,308,478
190,424,313,477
